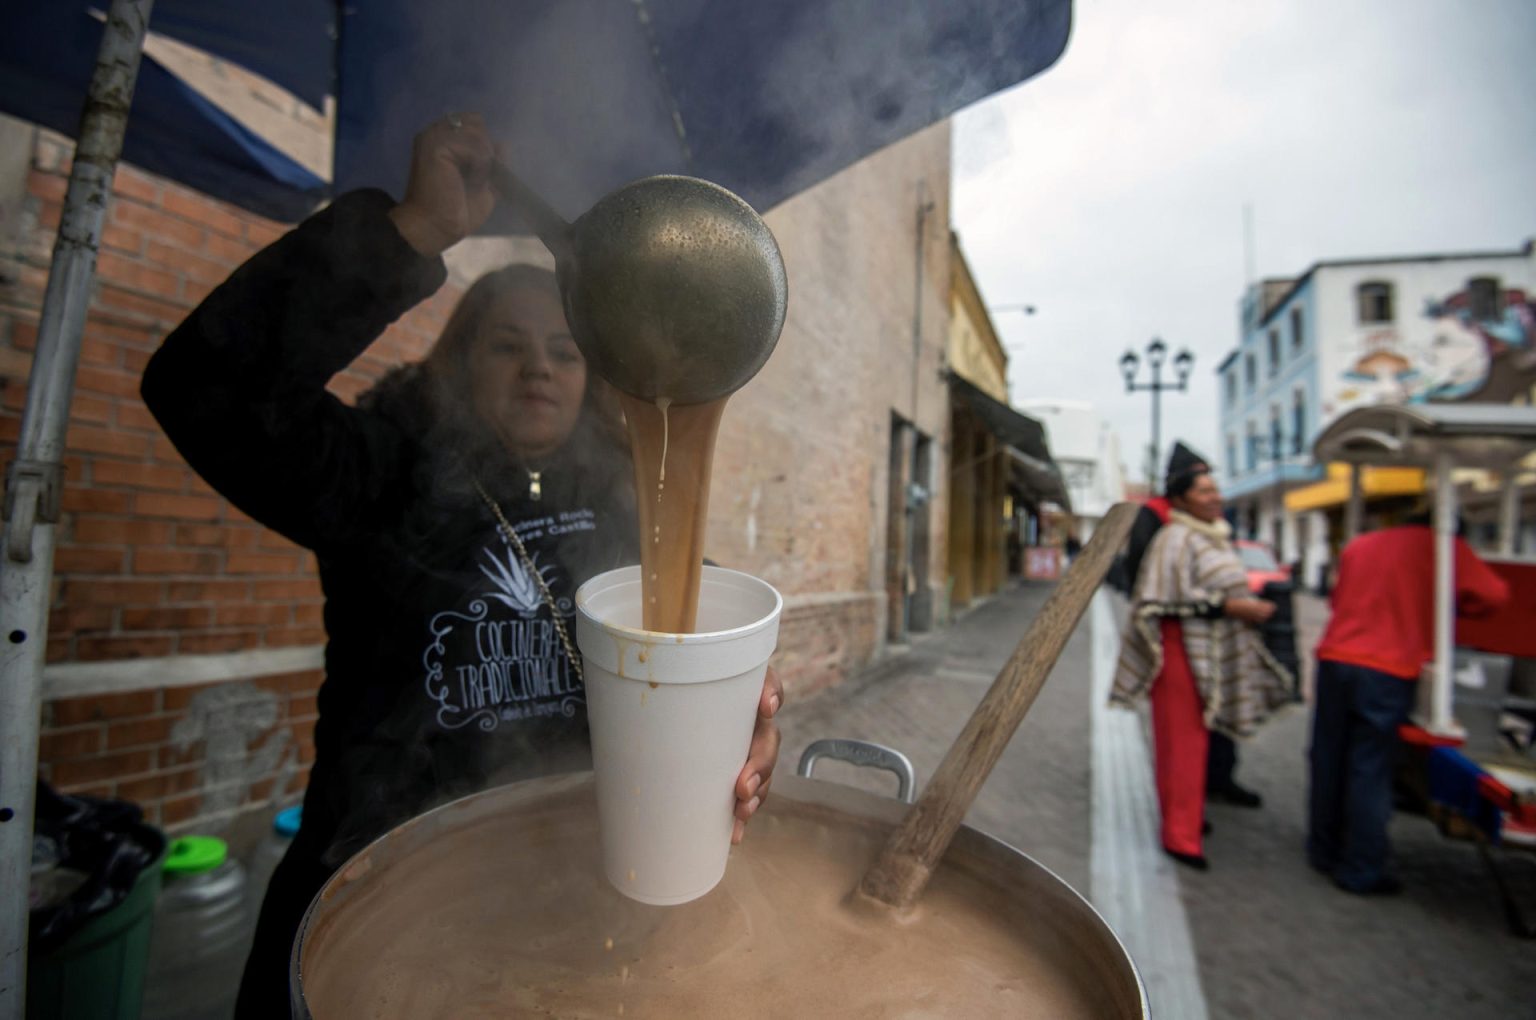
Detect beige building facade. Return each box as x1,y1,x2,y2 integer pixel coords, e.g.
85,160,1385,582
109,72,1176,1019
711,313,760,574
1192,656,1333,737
710,123,954,682
946,238,1009,607
947,233,1008,401
944,238,1051,608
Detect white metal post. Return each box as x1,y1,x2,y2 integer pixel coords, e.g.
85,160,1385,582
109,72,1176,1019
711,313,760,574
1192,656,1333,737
0,0,153,1011
1497,467,1519,556
1429,450,1458,737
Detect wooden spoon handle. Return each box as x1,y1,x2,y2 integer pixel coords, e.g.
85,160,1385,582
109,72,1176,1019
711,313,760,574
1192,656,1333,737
858,501,1139,910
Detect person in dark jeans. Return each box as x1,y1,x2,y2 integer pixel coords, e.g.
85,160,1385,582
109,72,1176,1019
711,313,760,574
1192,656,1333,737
1205,732,1258,806
1308,518,1508,894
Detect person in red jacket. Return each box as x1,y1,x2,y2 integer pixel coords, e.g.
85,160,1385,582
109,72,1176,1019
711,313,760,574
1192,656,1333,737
1307,514,1510,894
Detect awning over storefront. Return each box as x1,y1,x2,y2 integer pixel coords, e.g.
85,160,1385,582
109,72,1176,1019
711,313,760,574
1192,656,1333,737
1313,404,1536,469
1007,448,1071,510
949,374,1071,510
1284,462,1426,513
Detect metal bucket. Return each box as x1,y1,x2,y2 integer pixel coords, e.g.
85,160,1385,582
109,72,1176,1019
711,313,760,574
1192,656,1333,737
290,773,1148,1018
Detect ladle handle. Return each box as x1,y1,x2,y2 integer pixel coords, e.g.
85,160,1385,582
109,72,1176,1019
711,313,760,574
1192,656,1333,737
488,159,573,263
858,502,1139,911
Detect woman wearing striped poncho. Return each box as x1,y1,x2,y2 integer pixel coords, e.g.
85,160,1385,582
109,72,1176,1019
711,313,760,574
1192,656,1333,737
1111,468,1294,870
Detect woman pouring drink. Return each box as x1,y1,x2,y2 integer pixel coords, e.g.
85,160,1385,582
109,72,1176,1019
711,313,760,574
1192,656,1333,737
140,114,784,1017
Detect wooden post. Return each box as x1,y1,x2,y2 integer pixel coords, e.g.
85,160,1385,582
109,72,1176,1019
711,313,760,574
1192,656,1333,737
949,416,975,606
991,447,1008,589
975,431,996,595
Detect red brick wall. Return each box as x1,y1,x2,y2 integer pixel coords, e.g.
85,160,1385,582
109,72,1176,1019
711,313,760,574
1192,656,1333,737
37,671,320,829
0,129,461,830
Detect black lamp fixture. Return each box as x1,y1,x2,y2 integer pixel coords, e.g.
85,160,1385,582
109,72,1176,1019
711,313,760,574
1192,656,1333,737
1119,336,1196,485
1173,347,1195,385
1118,349,1139,389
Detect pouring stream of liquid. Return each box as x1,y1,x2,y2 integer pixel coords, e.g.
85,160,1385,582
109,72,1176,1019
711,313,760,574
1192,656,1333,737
620,393,727,634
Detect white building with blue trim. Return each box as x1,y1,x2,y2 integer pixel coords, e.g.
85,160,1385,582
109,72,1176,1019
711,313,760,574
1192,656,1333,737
1217,241,1535,590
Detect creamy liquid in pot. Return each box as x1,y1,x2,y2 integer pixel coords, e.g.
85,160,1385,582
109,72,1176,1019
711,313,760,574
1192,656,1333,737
301,791,1111,1019
619,393,726,634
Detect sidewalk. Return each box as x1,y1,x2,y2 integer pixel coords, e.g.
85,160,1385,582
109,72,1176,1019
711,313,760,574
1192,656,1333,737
773,581,1536,1018
777,581,1094,895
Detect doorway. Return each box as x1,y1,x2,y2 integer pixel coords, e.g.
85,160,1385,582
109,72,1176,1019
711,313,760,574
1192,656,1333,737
909,434,934,632
885,416,910,643
884,415,933,643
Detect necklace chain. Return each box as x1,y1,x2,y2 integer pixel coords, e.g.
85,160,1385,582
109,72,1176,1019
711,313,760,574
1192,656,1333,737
472,479,583,683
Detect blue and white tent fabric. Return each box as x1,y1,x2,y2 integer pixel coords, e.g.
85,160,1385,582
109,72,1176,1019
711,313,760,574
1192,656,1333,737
2,1,1071,224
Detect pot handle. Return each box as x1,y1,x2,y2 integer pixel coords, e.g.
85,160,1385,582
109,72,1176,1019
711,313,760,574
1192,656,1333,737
797,739,916,804
489,160,573,263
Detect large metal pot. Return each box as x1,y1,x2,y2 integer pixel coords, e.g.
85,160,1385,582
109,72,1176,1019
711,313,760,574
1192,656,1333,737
291,774,1148,1018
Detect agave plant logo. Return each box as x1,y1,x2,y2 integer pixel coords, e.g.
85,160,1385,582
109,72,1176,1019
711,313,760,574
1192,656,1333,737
478,543,556,616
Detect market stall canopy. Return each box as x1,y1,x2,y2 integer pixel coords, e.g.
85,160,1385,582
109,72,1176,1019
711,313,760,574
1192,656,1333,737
949,374,1071,510
0,1,1073,225
1008,449,1072,514
1313,403,1536,470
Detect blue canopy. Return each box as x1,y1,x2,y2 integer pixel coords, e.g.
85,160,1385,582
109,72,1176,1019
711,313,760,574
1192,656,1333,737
1,1,1070,224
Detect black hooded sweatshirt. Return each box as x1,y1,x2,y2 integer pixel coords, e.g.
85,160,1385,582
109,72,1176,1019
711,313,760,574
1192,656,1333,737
141,190,638,865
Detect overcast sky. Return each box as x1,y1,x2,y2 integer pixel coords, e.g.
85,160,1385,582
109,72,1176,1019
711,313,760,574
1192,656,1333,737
951,0,1536,486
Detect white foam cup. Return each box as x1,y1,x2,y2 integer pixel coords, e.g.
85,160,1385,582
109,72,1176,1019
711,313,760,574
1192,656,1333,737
575,565,782,905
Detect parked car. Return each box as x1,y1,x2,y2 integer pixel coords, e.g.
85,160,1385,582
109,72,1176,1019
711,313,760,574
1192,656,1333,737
1236,539,1290,594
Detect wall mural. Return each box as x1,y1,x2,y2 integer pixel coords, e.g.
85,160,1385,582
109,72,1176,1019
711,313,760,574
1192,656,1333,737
1331,284,1535,414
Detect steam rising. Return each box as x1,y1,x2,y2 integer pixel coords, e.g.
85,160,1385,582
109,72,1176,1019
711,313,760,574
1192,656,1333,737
314,0,1068,863
335,0,1069,219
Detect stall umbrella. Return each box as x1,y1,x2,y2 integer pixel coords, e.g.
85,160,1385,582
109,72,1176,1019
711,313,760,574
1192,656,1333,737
0,0,1076,1011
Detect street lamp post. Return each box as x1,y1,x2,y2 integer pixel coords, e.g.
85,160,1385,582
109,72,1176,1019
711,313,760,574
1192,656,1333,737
1119,338,1195,485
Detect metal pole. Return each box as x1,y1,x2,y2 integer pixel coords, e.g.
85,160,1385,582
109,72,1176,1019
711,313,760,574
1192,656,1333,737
1344,463,1363,541
1497,468,1519,556
1149,361,1161,488
1430,450,1457,737
0,0,153,1010
909,181,932,423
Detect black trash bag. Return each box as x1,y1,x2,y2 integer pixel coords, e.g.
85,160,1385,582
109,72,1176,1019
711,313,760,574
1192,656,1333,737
29,780,164,954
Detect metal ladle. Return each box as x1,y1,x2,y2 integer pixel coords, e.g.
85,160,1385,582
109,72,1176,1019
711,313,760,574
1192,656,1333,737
490,163,788,406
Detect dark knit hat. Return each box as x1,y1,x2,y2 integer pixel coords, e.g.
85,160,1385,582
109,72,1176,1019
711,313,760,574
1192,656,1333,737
1163,441,1211,497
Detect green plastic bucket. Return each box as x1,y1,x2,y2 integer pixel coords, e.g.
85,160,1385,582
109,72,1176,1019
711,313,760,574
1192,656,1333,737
27,831,165,1020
